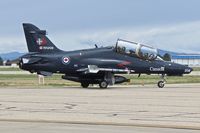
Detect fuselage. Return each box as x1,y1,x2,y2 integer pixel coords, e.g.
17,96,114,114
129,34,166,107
20,46,193,76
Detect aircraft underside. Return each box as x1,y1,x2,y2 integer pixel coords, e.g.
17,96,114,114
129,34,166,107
61,72,130,88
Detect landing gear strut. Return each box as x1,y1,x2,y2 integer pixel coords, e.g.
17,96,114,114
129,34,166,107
157,74,166,88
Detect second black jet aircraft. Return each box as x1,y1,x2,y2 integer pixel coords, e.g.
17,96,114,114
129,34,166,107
19,23,193,88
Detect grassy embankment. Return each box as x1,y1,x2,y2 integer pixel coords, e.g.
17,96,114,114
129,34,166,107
193,67,200,71
0,67,21,71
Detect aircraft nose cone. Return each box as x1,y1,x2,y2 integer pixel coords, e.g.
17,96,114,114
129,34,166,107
184,66,193,74
166,63,193,76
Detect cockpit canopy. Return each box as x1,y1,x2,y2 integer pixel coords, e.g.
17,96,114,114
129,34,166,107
116,39,158,61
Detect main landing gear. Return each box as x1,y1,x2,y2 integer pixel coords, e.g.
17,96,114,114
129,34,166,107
81,81,108,89
99,80,108,89
157,74,166,88
81,82,89,88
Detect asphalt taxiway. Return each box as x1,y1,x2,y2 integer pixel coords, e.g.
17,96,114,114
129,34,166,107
0,84,200,132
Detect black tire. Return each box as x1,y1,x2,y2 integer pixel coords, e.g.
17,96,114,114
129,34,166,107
99,81,108,89
158,81,165,88
81,82,89,88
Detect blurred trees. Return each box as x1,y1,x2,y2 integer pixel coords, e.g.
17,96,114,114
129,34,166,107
0,56,3,66
163,53,171,61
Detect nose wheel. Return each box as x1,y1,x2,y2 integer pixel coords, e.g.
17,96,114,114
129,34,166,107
158,74,166,88
158,81,165,88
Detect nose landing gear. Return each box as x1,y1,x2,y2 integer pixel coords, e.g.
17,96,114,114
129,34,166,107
158,74,166,88
158,81,165,88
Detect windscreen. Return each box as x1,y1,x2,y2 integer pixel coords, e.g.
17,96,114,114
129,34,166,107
116,39,158,60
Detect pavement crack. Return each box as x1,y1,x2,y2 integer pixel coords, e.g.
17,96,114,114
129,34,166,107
5,107,17,110
159,113,199,118
64,103,77,109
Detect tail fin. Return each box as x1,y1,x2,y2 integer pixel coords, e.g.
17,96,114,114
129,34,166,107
23,23,61,53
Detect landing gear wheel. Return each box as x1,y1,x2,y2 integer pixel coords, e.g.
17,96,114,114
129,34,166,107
81,82,89,88
99,81,108,89
158,81,165,88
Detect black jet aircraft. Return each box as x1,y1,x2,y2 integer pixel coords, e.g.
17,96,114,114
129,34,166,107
19,23,193,88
